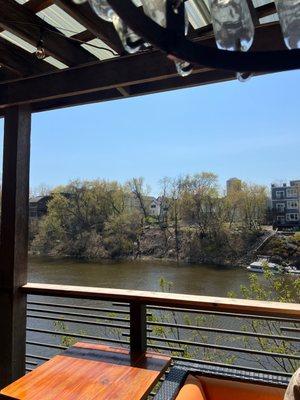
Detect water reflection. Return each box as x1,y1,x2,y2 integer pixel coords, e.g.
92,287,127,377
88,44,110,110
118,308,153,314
29,257,250,297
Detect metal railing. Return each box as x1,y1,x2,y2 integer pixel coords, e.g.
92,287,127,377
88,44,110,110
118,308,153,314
23,283,300,379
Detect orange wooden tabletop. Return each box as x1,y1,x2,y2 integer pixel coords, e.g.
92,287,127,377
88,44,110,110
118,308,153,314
0,342,171,400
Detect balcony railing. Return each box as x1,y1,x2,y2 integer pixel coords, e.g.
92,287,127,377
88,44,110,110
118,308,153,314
23,283,300,393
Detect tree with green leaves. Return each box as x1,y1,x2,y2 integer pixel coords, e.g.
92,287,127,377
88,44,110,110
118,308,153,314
229,267,300,373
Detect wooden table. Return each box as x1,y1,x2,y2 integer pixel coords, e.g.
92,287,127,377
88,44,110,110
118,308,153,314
0,342,171,400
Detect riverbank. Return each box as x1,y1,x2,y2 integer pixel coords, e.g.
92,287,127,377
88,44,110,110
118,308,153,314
30,228,300,268
257,232,300,267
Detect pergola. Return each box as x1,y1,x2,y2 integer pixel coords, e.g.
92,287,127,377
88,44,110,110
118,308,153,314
0,0,297,390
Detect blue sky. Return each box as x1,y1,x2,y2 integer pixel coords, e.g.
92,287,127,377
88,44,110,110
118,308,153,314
1,69,299,195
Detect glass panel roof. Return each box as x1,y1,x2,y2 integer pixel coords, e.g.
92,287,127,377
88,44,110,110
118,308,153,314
44,57,68,70
37,5,86,38
81,39,117,60
0,31,36,53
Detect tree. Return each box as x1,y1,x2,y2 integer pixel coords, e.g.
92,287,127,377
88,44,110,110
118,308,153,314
179,172,225,238
30,183,52,198
159,177,182,261
225,183,268,231
126,177,150,219
229,268,300,373
104,210,143,258
31,179,127,258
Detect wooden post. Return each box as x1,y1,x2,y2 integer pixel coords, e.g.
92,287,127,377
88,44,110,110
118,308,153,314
129,302,147,356
0,106,31,388
246,0,260,26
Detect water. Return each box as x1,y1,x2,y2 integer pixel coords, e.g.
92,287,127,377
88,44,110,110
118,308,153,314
27,258,298,373
29,257,250,297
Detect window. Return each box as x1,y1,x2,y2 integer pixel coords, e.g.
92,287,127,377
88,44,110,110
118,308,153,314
287,188,297,197
151,204,156,209
276,203,285,212
277,216,285,223
276,191,285,199
287,200,299,209
286,213,300,221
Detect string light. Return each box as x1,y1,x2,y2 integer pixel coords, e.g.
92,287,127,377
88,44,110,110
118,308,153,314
3,19,117,57
36,39,46,59
35,28,46,60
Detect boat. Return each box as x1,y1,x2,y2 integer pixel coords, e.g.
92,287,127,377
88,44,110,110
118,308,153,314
247,259,283,274
285,266,300,275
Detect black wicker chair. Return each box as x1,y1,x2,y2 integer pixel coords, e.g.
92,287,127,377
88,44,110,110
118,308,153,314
153,360,290,400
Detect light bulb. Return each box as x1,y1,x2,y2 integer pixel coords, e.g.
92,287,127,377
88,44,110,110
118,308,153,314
236,71,253,82
88,0,143,53
36,45,46,60
208,0,255,52
175,59,193,77
274,0,300,49
72,0,87,3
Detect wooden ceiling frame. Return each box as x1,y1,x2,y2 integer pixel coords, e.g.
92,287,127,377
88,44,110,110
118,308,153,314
53,0,124,54
0,37,56,77
0,2,289,392
0,0,287,116
0,0,97,66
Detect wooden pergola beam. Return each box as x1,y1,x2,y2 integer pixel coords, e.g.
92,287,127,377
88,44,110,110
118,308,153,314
0,22,286,110
0,0,97,67
25,69,233,114
54,0,124,55
0,37,56,77
0,67,20,81
256,2,276,19
25,0,54,13
0,0,53,37
0,50,181,108
72,30,95,43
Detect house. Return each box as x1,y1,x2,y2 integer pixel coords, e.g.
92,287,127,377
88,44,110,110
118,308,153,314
271,180,300,229
124,193,167,218
29,192,73,220
148,197,161,217
29,195,52,219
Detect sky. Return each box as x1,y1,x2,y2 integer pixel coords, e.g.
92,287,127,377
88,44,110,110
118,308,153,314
0,69,299,195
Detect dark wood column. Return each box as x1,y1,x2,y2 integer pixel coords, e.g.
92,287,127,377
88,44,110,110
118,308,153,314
130,302,147,356
0,106,31,388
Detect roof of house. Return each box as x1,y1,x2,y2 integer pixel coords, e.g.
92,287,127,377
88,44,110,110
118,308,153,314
29,195,51,203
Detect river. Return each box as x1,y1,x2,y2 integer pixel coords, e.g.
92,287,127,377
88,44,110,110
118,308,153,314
27,257,298,373
29,257,251,297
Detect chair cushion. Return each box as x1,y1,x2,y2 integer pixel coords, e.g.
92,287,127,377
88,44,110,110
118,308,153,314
196,375,285,400
175,374,207,400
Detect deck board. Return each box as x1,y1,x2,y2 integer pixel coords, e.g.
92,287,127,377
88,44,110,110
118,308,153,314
0,343,171,400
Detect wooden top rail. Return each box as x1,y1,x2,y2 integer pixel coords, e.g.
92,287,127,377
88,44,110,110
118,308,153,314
23,283,300,319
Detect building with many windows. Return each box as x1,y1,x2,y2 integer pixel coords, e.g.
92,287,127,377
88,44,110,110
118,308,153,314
271,180,300,229
226,177,242,195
